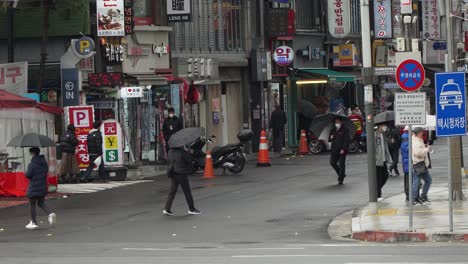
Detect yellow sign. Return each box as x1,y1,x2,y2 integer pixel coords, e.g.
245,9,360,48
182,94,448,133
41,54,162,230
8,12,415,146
104,135,118,149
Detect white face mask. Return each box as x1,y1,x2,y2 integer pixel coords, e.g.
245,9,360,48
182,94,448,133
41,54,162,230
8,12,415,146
381,126,388,132
335,123,341,129
169,114,174,118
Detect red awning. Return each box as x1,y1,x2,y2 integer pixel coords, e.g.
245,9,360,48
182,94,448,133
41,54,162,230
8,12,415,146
0,89,63,114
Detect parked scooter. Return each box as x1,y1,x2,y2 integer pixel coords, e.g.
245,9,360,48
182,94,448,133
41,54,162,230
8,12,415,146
190,130,253,174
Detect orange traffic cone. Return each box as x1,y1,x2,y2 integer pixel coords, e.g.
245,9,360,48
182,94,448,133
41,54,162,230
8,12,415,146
202,151,215,179
297,129,309,155
257,130,271,167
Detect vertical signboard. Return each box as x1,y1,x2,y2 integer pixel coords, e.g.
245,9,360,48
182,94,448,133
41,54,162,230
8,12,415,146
374,0,392,38
392,0,403,37
328,0,351,38
0,62,28,94
97,0,125,37
61,68,80,107
101,119,124,166
422,0,441,40
395,93,426,126
66,106,95,170
167,0,192,22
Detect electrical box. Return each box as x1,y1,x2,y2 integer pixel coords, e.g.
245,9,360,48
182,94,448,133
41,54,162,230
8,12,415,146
396,38,406,51
411,39,419,52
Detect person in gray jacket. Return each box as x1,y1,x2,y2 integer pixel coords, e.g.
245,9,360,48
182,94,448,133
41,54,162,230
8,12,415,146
375,123,393,200
163,146,201,216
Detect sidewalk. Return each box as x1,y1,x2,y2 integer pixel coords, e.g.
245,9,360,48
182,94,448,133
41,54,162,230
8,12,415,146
350,183,468,242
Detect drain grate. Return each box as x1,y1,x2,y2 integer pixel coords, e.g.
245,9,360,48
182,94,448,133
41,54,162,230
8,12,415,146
367,208,398,216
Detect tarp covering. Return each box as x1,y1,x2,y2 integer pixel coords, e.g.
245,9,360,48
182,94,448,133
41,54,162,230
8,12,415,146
0,89,63,114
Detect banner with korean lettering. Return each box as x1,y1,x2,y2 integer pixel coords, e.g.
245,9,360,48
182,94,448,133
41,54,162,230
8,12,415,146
373,0,392,39
422,0,441,40
327,0,351,38
97,0,125,37
66,106,95,170
0,62,28,94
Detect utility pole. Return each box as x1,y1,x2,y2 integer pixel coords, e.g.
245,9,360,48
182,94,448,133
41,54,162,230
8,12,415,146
259,0,266,130
7,1,15,63
360,0,377,214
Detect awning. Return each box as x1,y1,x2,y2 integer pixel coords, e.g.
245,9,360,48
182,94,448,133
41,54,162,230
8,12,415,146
297,69,357,82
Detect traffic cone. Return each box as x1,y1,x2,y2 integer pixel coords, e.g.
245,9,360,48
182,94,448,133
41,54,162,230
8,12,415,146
257,130,271,167
297,129,309,155
202,151,215,179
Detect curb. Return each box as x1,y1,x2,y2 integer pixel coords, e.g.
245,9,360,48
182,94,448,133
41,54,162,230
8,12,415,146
352,231,468,243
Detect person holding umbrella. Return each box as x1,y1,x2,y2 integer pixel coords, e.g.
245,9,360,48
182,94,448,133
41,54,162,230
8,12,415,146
375,123,393,200
163,127,203,216
329,117,350,185
25,147,56,230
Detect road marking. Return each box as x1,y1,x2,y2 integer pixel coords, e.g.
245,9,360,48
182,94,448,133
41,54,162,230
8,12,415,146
58,180,151,194
232,254,393,258
122,247,305,251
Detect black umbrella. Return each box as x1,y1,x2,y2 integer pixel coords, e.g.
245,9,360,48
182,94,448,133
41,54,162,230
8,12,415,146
310,113,356,139
7,132,55,148
374,111,395,125
168,127,205,149
298,99,319,119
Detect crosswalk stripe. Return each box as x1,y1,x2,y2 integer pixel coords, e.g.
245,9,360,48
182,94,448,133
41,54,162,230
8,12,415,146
57,180,151,194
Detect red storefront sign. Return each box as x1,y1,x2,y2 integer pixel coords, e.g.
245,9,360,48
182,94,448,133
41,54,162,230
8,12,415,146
67,106,95,170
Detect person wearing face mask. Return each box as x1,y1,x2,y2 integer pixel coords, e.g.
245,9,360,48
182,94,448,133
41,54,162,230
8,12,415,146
375,123,393,200
329,117,350,185
163,107,183,152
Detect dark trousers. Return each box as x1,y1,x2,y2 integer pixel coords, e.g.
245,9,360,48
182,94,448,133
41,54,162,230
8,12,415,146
29,196,51,224
376,163,389,197
388,147,400,174
83,154,106,181
330,153,346,180
165,173,196,211
272,128,284,153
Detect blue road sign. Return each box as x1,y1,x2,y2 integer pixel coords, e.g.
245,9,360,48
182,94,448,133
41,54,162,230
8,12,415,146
435,72,466,137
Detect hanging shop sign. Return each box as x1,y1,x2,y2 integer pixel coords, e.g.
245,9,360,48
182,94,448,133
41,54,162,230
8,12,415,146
88,72,123,88
167,0,192,22
152,43,169,57
400,0,412,14
101,119,124,166
422,0,441,40
120,87,144,98
124,0,134,35
0,62,28,94
40,90,57,103
273,46,294,66
266,8,295,37
103,42,124,62
97,0,125,37
333,44,358,67
328,0,351,38
374,0,392,38
73,36,95,58
66,106,95,170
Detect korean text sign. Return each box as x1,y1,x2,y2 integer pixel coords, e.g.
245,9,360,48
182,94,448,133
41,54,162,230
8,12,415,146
435,72,467,137
67,106,95,170
0,62,28,94
97,0,125,37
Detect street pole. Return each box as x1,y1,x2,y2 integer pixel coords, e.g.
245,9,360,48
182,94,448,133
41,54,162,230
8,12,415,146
445,0,455,232
7,2,14,63
259,0,266,130
360,0,377,214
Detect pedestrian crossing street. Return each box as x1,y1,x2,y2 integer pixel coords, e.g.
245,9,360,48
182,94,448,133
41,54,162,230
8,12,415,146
57,180,151,194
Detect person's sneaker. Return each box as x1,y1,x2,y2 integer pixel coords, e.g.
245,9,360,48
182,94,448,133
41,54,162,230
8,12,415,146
25,221,38,230
412,198,423,205
377,197,384,202
48,213,56,226
163,209,174,216
420,196,431,204
188,209,202,215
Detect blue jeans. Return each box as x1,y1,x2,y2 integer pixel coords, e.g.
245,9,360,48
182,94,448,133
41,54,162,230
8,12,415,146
412,169,432,200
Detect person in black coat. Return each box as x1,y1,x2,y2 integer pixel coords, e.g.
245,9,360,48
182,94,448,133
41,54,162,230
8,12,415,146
25,147,56,230
329,117,350,185
163,147,201,216
269,105,287,154
386,123,402,176
163,107,183,151
59,124,79,183
82,121,106,182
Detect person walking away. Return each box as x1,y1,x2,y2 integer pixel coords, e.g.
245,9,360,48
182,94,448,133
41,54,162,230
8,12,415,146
269,105,287,155
83,121,106,182
59,124,80,183
163,107,183,152
329,117,350,185
375,123,393,200
163,146,201,216
386,123,402,176
297,112,311,142
412,127,432,205
25,147,56,230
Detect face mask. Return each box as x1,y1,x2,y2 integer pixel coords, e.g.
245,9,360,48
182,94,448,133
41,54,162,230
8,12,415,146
335,123,341,129
381,126,387,132
169,114,174,118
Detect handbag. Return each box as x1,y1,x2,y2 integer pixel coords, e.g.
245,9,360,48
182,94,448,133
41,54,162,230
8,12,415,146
413,161,428,175
93,156,102,167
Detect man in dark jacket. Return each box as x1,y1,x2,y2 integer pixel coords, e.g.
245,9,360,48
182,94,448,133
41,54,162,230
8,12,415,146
163,147,201,216
83,121,106,182
163,107,183,151
329,117,350,185
386,123,402,176
25,147,56,230
59,124,79,183
269,105,287,154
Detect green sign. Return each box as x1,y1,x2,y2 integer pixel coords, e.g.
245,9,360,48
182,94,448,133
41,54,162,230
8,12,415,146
105,150,119,163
